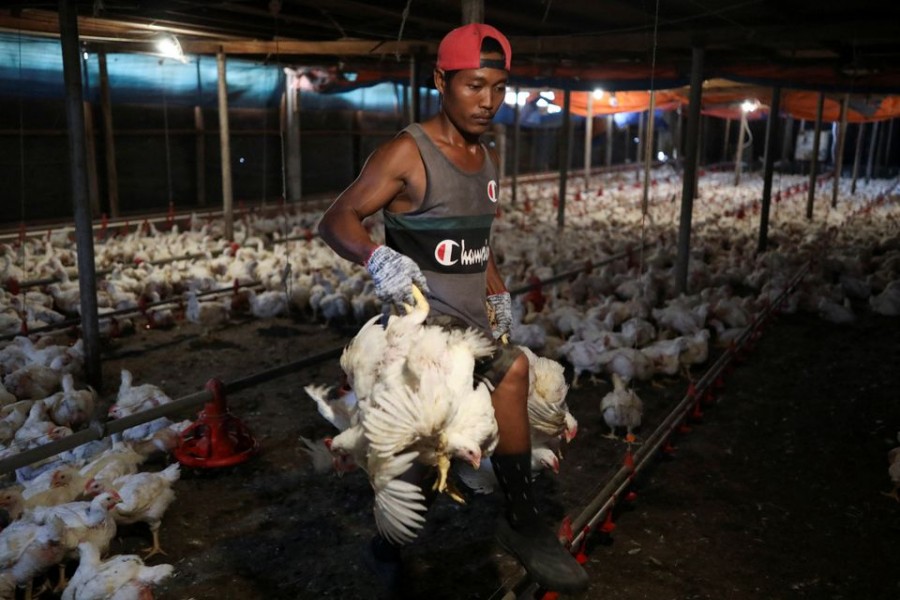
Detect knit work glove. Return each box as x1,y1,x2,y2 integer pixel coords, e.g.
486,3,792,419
486,291,512,341
365,245,430,307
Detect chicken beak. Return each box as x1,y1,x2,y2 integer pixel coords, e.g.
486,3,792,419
565,426,578,443
469,456,481,469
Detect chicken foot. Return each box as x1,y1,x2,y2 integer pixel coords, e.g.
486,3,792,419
142,526,168,559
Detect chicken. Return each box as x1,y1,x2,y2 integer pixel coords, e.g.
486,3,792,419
13,402,72,451
597,346,654,383
28,492,120,544
0,381,16,408
883,446,900,502
640,337,688,378
0,400,33,445
61,542,174,600
248,289,288,318
184,289,230,330
79,442,146,486
84,463,180,557
41,373,96,428
303,385,363,474
322,285,499,543
3,363,62,400
600,373,643,442
0,517,67,600
110,369,172,418
652,300,708,335
679,328,711,377
557,338,605,388
816,296,855,324
21,465,86,509
28,492,122,589
519,346,577,456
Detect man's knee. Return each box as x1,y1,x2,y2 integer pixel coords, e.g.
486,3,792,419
500,354,529,389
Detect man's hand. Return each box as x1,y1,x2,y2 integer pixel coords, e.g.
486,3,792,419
486,291,512,341
365,245,430,307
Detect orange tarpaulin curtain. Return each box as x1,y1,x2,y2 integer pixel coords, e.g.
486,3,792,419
782,91,900,123
569,90,684,117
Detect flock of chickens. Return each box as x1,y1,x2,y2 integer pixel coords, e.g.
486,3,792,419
0,165,899,596
0,329,187,599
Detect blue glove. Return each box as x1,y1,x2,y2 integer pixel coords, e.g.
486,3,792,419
486,291,512,340
365,245,430,307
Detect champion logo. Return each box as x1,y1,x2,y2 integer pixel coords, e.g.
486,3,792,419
434,238,490,267
434,240,460,266
487,180,498,203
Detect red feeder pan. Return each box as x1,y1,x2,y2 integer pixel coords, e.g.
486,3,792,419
174,379,259,468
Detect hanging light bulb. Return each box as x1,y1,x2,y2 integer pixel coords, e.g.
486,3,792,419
592,88,604,100
157,34,187,63
741,99,760,113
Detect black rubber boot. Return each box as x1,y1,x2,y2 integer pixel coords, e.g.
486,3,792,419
492,453,589,594
361,535,403,599
361,462,438,599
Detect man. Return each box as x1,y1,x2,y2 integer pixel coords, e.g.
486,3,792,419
317,23,589,595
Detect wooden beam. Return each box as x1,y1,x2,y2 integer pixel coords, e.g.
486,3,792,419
216,50,234,241
98,51,119,218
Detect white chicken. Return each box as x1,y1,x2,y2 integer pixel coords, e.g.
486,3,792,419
84,463,180,557
28,492,122,588
185,289,230,330
519,346,577,456
110,369,172,418
13,402,72,450
61,542,174,600
319,285,500,544
0,381,17,408
600,373,643,441
3,363,62,401
0,400,33,445
0,517,67,600
41,373,96,428
79,442,146,486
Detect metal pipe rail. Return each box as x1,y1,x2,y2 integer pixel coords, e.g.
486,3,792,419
496,259,812,600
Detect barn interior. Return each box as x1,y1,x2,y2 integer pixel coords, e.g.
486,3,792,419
0,2,898,600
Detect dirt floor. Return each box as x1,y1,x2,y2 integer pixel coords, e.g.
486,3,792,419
59,300,898,600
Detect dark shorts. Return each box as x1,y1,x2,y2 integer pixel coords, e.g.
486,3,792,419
425,314,523,391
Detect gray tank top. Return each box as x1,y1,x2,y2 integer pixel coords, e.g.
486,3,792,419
383,123,500,334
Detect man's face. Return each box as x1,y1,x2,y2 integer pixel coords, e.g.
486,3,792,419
436,52,508,137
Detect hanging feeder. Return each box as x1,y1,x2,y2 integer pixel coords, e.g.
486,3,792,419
174,378,259,468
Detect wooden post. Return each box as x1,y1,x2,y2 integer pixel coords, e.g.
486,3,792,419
584,93,593,185
866,120,879,183
605,114,614,167
194,106,206,206
511,87,520,206
82,100,100,217
734,109,747,186
722,118,731,162
850,122,864,195
832,93,849,208
806,92,825,220
557,88,571,229
642,90,657,216
636,111,645,165
409,53,420,125
98,51,119,217
284,70,302,202
676,46,704,295
216,50,234,241
461,0,484,24
758,87,781,254
59,0,101,389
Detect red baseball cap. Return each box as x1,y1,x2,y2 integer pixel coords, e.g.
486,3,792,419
436,23,512,71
